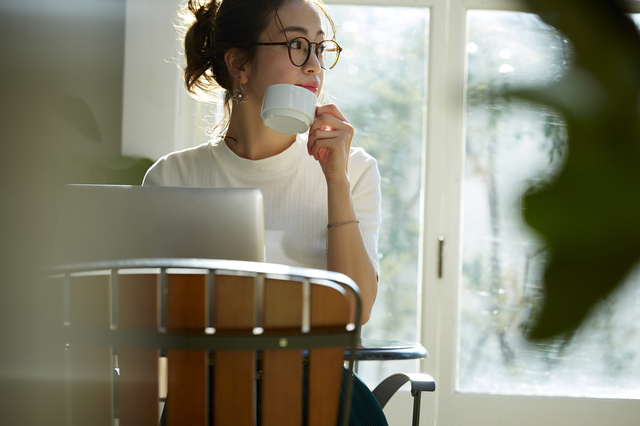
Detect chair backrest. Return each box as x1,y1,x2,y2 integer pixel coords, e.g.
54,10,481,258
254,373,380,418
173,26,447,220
49,259,361,426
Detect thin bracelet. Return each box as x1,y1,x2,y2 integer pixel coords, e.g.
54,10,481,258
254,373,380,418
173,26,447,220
326,220,360,257
327,220,360,229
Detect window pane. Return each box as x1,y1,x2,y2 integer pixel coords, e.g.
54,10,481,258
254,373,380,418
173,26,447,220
324,5,428,385
460,10,640,398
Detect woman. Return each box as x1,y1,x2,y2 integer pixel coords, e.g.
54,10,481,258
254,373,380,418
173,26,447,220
144,0,386,424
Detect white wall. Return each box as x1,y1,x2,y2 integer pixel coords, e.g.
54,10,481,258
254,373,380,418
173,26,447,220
122,0,187,160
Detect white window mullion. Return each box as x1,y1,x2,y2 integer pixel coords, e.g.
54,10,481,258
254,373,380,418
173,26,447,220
422,0,470,409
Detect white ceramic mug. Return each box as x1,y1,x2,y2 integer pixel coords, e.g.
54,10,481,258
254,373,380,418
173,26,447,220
260,84,318,135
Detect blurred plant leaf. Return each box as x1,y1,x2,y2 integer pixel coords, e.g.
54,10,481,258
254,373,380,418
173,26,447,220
513,0,640,340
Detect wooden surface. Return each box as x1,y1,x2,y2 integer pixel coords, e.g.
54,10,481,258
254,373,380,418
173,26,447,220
213,275,255,426
166,273,207,426
262,280,304,426
118,274,159,425
308,285,350,426
69,274,112,426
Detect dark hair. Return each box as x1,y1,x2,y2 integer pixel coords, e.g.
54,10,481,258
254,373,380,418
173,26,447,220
180,0,336,134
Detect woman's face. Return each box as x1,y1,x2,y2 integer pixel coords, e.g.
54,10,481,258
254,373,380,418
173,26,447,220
243,0,326,102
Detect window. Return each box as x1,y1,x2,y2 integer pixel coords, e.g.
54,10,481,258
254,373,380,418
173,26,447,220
460,9,640,398
323,3,429,386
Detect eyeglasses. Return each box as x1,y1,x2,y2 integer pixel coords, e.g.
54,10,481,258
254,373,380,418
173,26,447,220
253,37,342,70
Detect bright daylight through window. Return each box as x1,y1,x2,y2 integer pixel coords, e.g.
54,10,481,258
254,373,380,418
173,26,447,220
460,10,640,398
323,4,428,386
184,2,640,399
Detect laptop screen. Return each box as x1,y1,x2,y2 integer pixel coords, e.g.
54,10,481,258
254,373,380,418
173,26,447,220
55,185,265,264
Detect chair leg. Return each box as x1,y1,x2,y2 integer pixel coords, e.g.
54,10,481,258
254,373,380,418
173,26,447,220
371,373,435,426
411,390,421,426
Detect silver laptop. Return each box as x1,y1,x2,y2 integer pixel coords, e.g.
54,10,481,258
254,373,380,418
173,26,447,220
55,185,265,264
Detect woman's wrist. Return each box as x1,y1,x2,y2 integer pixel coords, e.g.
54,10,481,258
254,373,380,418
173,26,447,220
325,170,350,189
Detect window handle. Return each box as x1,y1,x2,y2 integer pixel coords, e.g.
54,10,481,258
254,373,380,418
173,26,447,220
438,236,444,278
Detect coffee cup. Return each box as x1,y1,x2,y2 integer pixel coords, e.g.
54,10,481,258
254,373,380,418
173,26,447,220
260,84,317,135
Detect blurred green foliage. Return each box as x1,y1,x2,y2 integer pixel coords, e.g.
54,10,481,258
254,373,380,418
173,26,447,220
64,156,154,186
516,0,640,340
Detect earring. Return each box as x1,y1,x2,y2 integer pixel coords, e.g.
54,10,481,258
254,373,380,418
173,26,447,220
231,83,247,104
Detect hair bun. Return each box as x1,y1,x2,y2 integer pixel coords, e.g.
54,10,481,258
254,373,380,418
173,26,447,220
192,0,219,25
188,0,219,51
182,0,222,97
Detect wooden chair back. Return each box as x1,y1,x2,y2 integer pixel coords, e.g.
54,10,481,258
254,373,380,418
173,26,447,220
50,259,361,426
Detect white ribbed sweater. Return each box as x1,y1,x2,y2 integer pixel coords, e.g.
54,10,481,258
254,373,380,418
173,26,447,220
142,135,381,274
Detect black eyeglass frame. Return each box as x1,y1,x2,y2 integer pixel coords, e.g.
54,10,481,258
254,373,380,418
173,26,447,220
253,36,342,70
